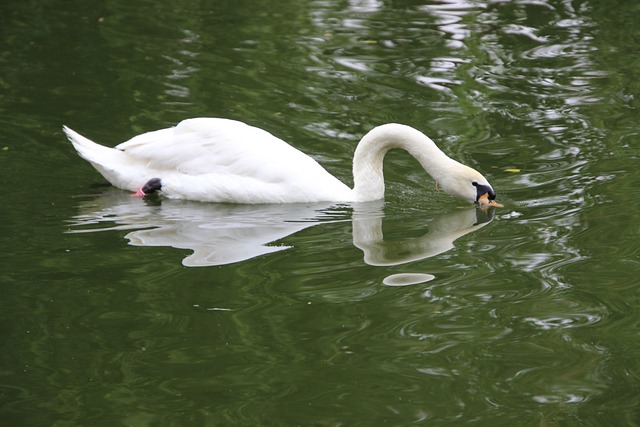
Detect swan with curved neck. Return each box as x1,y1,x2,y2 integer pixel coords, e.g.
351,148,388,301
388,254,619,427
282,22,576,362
63,118,501,206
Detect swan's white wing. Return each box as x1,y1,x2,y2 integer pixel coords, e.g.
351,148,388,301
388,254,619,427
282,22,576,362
118,118,323,180
115,118,353,203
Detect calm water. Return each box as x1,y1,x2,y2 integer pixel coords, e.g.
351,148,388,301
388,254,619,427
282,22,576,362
2,0,640,425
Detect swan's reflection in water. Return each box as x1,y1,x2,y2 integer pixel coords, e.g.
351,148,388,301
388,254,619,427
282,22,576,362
353,207,493,265
351,204,494,285
68,191,345,266
68,191,494,283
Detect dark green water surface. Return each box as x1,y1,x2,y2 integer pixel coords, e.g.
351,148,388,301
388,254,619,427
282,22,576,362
2,0,640,425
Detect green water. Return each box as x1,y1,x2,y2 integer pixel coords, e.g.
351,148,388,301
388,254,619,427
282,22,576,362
2,0,640,425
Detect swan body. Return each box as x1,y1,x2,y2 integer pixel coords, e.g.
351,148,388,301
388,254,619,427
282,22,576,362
64,118,499,205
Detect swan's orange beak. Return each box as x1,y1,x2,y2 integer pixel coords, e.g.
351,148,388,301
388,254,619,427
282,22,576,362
131,188,146,198
477,192,503,208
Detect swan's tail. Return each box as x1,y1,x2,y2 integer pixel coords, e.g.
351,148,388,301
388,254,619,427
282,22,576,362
63,126,132,189
63,126,121,165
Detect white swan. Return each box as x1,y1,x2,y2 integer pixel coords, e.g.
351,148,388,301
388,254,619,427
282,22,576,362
63,118,501,206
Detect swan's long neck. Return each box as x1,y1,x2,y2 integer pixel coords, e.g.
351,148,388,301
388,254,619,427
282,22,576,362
352,123,459,202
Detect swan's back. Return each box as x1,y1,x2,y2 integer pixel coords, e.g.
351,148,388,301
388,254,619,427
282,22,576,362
118,119,303,178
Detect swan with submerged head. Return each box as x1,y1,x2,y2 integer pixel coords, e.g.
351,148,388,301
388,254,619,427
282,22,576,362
63,118,502,206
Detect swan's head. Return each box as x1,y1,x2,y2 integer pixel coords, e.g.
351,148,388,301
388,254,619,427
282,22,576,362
438,164,502,207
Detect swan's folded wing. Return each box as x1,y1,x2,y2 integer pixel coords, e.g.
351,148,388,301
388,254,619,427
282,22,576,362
114,118,322,182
